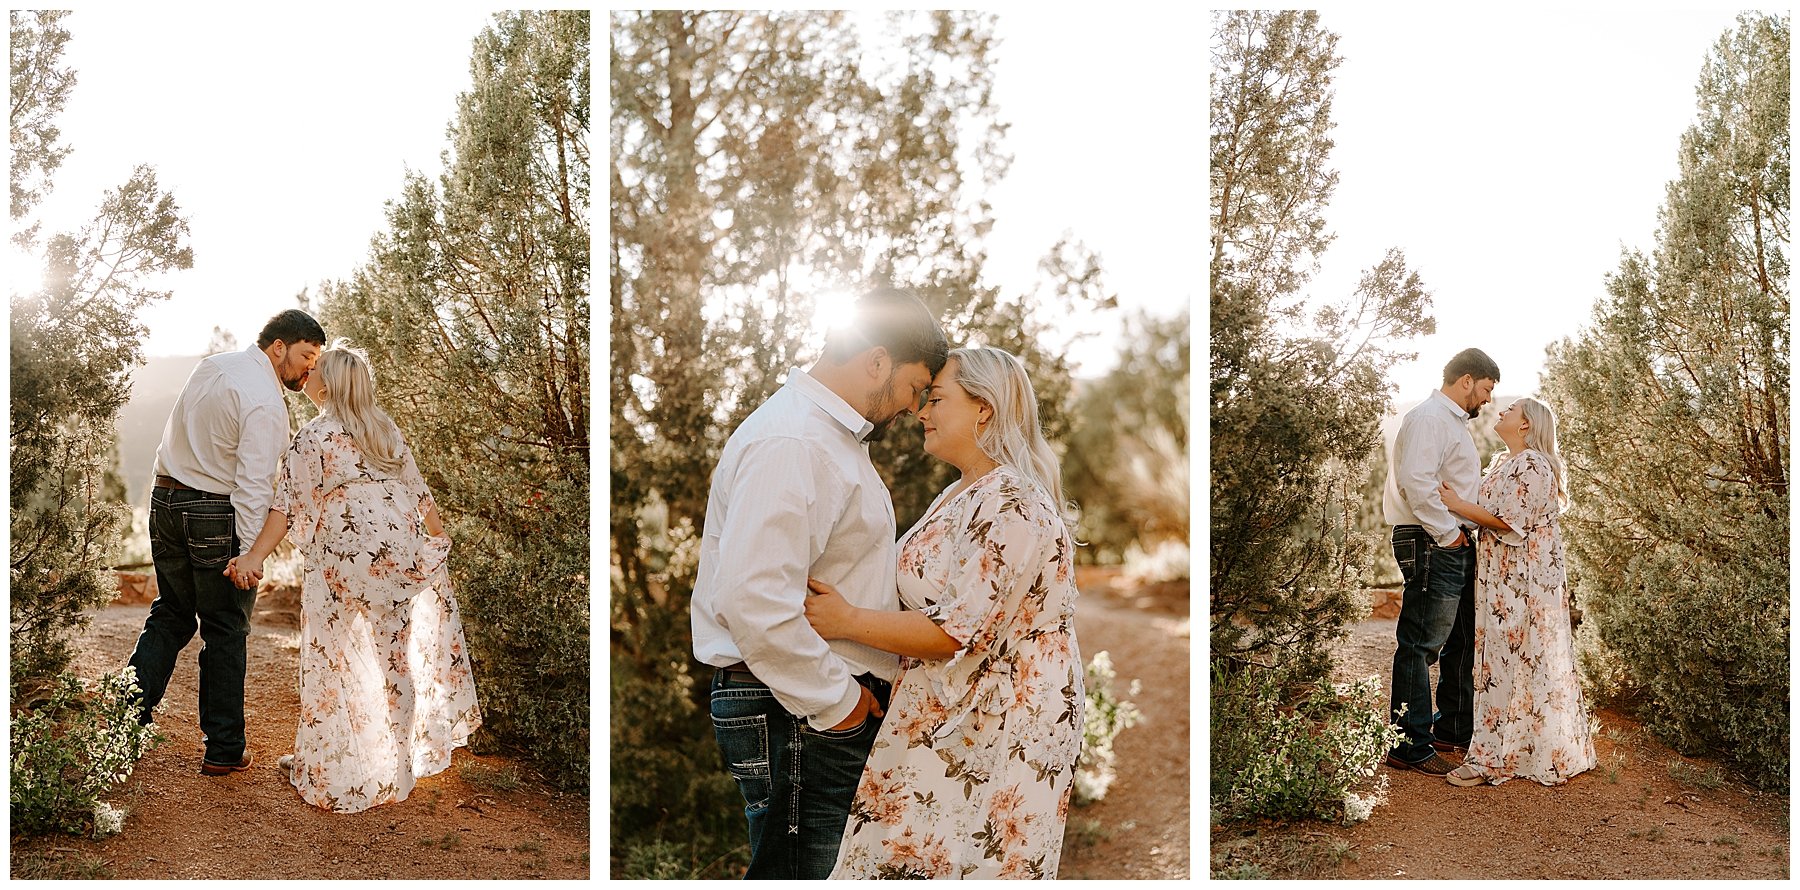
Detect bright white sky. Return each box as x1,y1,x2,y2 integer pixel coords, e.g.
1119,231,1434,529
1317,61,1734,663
1300,7,1755,404
983,10,1201,376
14,7,500,357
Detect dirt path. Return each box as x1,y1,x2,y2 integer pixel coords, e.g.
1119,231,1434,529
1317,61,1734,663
1058,569,1190,879
10,598,589,880
1211,616,1789,879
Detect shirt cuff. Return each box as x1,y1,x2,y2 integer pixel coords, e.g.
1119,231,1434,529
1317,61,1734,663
807,677,865,731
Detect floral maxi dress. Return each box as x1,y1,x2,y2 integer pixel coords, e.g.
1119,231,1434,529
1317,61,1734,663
830,466,1085,879
1467,448,1595,785
275,415,482,813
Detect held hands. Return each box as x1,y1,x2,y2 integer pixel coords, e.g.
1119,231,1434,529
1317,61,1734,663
804,578,856,640
223,554,264,591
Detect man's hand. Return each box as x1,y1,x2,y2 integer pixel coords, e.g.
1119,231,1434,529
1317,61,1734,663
826,682,885,732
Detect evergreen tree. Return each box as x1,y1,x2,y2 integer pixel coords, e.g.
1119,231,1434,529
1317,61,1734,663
319,10,590,788
10,11,194,689
1542,13,1789,788
1063,308,1189,562
1209,10,1433,686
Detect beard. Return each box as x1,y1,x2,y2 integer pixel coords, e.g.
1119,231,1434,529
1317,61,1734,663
863,372,904,442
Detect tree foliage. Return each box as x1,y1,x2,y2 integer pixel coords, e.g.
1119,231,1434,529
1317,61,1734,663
1064,308,1189,562
9,10,76,248
319,10,590,789
609,11,1115,876
1208,10,1434,693
10,12,193,690
1542,13,1789,788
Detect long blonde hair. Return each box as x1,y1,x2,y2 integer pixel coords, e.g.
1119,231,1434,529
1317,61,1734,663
315,339,404,476
1515,397,1568,507
949,346,1067,515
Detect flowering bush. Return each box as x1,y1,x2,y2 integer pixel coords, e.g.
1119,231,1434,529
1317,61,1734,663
11,668,162,836
1073,650,1143,804
1211,666,1401,823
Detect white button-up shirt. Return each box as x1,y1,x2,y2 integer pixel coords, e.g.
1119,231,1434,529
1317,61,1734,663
1383,389,1481,547
691,368,902,730
153,346,292,553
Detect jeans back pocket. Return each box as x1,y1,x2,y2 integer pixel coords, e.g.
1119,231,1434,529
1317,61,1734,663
711,688,773,815
183,510,236,568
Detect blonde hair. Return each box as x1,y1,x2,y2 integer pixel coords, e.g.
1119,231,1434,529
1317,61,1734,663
315,338,405,476
1515,397,1568,507
948,346,1067,515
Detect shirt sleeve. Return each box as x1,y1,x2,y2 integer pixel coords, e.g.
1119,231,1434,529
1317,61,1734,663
910,477,1054,738
1393,416,1462,547
273,426,324,550
1483,451,1559,547
231,401,291,555
709,436,863,730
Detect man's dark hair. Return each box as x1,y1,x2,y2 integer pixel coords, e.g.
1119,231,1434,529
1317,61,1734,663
1442,347,1500,385
255,309,327,350
820,287,949,375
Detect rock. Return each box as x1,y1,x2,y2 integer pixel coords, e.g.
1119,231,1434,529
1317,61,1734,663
114,571,157,605
1369,587,1403,620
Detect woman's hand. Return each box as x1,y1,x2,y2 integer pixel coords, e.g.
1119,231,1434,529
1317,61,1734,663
1438,481,1467,512
805,578,859,640
224,554,265,591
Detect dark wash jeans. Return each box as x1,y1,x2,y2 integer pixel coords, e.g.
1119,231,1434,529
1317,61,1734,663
711,670,891,880
126,487,257,765
1388,524,1476,763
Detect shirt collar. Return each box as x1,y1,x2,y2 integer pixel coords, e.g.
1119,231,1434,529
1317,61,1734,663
250,344,282,394
1428,388,1471,421
786,368,875,443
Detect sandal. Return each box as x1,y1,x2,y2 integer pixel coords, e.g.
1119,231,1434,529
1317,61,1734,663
1446,763,1487,787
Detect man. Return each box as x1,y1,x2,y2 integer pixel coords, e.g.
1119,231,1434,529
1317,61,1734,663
1382,347,1499,775
125,308,326,776
692,287,948,879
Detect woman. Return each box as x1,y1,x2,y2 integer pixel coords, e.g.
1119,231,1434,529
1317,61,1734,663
226,340,481,813
1438,397,1595,787
804,346,1084,879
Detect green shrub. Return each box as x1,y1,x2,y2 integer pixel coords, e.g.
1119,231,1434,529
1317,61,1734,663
1074,650,1143,803
11,668,162,836
449,477,590,791
1210,664,1400,823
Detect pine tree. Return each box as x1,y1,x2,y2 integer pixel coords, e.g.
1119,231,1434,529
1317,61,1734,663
1542,13,1789,788
9,12,194,689
319,10,590,788
1209,10,1433,685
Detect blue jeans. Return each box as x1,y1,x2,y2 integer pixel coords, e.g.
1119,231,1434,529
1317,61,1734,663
1388,525,1476,762
711,670,889,880
126,487,257,765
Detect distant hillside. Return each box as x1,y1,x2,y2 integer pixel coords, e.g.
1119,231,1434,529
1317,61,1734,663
115,355,204,505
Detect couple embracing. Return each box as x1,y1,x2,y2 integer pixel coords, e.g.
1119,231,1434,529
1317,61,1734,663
124,309,481,813
1383,348,1596,788
692,288,1085,879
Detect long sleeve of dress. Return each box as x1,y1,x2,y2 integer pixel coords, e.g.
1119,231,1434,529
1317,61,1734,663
1483,451,1559,548
911,478,1055,740
275,427,325,550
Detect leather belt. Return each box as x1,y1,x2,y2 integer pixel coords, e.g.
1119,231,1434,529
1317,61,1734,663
154,475,230,500
717,662,892,695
